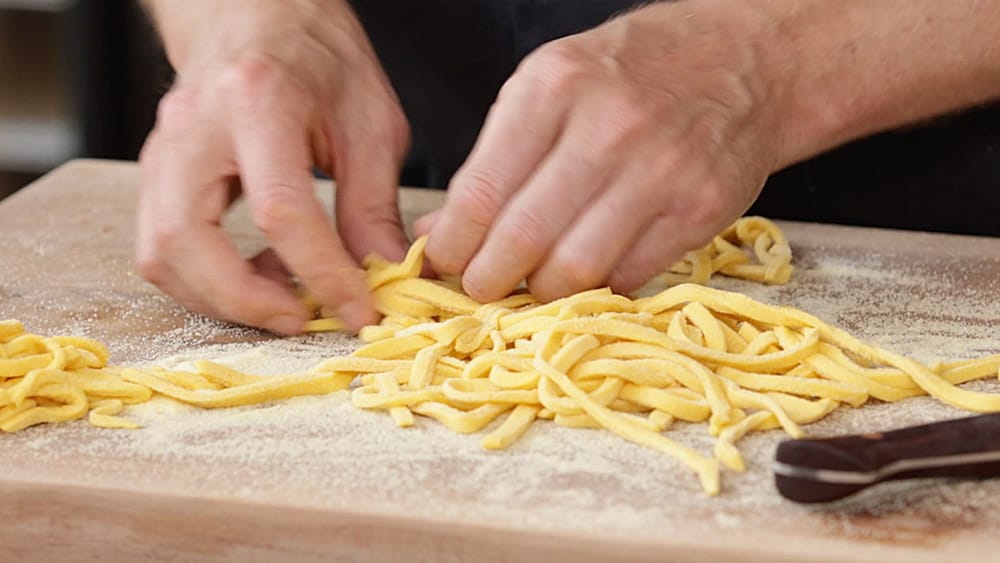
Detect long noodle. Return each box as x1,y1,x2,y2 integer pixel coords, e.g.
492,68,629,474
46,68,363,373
4,217,999,495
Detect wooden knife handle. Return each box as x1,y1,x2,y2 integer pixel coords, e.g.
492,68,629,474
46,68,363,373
774,412,1000,503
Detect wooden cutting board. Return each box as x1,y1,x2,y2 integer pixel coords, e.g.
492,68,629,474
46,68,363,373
2,159,999,562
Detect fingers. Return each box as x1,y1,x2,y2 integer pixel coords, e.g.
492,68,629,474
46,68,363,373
136,106,311,335
605,215,694,294
478,118,732,301
460,128,617,302
172,224,311,334
523,185,650,302
521,142,707,301
137,3,416,334
232,93,377,331
605,177,734,294
413,208,441,239
415,7,777,303
425,73,568,277
250,249,294,287
332,100,411,264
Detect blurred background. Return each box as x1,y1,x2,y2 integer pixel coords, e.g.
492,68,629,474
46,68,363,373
1,1,996,236
0,0,165,200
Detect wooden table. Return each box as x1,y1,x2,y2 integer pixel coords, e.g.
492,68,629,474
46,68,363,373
2,159,999,562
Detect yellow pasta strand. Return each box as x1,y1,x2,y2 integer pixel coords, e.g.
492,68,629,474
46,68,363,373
373,372,414,428
6,216,1000,497
481,404,541,449
121,368,348,409
88,399,140,430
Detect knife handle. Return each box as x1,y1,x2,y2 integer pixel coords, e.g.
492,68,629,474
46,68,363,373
774,412,1000,503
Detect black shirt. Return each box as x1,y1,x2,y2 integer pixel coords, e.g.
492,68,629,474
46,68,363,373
350,0,1000,236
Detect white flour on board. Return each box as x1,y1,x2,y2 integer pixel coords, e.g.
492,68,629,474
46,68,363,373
4,244,1000,550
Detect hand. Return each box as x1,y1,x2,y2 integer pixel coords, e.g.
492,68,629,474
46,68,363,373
421,0,791,302
137,0,410,334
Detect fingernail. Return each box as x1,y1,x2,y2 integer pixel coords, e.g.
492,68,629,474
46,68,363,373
606,271,627,293
462,273,491,303
270,314,306,336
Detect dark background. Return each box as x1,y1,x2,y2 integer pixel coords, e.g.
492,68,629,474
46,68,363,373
2,0,997,236
0,1,165,199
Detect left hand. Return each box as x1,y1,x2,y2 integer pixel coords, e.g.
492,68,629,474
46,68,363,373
418,0,792,302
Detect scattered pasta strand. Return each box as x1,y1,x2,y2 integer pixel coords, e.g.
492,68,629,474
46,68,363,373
5,217,1000,497
88,399,140,430
120,368,349,409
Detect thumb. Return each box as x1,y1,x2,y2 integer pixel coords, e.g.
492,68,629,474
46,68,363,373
413,208,442,239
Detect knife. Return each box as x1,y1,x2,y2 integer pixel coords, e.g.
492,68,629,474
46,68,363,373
773,412,1000,503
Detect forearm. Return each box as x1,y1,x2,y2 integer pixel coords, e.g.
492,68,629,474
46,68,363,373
757,0,1000,168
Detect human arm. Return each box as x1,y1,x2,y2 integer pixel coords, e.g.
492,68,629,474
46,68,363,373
420,0,1000,302
137,0,410,333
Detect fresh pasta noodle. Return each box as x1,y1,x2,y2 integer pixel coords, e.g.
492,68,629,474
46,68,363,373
0,320,146,432
4,217,1000,496
657,216,793,286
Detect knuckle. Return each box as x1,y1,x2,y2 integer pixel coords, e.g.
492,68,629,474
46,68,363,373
701,180,730,218
216,54,308,116
501,209,550,256
602,93,650,142
155,88,199,128
449,169,507,229
519,41,587,98
551,248,606,290
529,41,583,74
578,90,657,158
340,97,411,163
135,225,176,286
423,238,464,276
135,251,167,286
148,221,182,255
687,182,730,228
251,186,304,238
217,53,282,98
376,102,411,157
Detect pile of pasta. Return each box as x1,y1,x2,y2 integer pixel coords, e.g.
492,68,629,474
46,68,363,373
0,319,348,430
3,216,999,495
296,216,791,334
658,216,793,286
0,321,148,432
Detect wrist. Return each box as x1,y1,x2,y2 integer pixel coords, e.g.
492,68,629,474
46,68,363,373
751,0,1000,169
719,0,841,171
145,0,355,77
749,0,868,169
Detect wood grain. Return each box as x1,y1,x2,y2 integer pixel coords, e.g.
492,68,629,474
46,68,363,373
1,160,999,562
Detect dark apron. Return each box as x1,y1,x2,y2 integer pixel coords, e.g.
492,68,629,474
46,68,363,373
350,0,1000,236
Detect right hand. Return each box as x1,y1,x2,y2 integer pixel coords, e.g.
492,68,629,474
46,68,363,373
137,0,410,334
